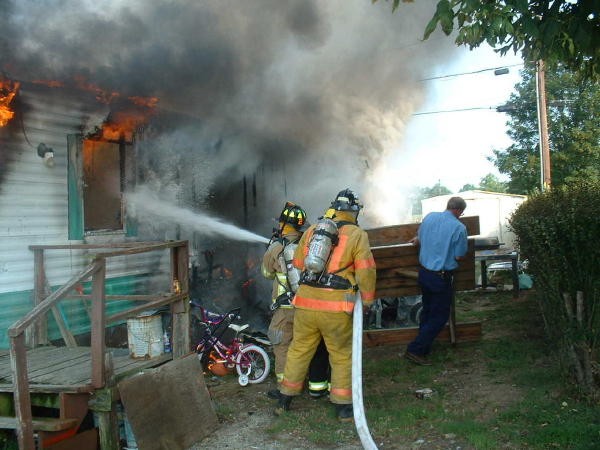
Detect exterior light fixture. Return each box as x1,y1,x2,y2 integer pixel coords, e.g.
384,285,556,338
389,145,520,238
37,143,55,167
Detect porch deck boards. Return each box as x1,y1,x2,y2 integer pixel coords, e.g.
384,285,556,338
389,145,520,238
0,346,172,390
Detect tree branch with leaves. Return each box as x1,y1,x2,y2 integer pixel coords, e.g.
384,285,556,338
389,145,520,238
379,0,600,77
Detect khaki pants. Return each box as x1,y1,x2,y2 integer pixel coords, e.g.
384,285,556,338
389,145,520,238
267,307,294,381
281,308,353,404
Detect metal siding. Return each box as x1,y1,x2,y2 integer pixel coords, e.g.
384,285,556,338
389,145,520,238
0,85,166,348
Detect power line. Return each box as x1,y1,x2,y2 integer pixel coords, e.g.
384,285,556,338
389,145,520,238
412,106,499,116
420,63,524,82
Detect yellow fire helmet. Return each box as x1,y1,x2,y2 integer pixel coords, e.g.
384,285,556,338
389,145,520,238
279,201,309,231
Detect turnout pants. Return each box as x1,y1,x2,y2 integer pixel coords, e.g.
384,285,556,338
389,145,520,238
268,307,295,382
280,308,353,404
308,339,330,395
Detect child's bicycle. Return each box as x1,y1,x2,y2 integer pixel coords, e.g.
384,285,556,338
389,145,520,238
194,305,271,386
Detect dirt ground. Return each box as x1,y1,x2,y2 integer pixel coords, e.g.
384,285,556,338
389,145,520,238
186,348,512,450
188,367,367,450
187,294,535,450
189,353,521,450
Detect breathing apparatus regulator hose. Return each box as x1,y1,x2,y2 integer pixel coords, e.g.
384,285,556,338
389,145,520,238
352,292,378,450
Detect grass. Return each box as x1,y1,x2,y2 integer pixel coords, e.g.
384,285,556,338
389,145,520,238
268,289,600,449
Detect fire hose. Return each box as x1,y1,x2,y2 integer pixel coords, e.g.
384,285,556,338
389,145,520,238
352,292,378,450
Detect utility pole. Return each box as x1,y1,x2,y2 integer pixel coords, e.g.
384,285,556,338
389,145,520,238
536,59,551,191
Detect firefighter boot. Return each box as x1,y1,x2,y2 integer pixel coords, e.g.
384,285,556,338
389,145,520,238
335,404,354,422
267,389,281,400
273,394,293,416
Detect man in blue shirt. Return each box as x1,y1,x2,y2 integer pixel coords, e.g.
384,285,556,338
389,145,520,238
405,197,468,365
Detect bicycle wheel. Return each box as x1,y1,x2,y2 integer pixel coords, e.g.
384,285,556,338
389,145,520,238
235,344,270,384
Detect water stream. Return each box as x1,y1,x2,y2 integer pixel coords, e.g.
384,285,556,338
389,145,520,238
129,190,270,244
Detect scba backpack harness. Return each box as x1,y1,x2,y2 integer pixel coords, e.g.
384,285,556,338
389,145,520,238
300,218,357,291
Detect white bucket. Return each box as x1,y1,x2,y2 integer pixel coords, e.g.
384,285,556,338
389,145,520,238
127,315,164,359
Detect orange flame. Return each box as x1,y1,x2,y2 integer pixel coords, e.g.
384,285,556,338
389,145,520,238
67,76,158,141
101,109,155,142
32,79,65,88
73,75,120,104
129,96,159,109
0,78,20,127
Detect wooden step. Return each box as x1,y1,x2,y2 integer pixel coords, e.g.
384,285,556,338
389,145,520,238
0,416,78,431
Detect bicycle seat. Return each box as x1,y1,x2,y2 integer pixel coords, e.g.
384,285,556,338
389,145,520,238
229,323,249,333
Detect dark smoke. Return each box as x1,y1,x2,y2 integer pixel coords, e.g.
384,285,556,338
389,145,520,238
1,0,459,224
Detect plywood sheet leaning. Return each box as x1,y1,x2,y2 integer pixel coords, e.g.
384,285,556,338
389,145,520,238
118,354,217,450
367,216,480,298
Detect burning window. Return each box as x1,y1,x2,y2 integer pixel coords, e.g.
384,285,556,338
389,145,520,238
67,94,155,238
68,129,137,238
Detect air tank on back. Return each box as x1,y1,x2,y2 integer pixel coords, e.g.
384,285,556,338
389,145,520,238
304,218,338,275
282,243,301,292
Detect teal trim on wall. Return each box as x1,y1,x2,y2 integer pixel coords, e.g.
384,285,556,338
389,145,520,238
125,217,138,237
0,290,34,350
67,134,84,240
0,274,152,349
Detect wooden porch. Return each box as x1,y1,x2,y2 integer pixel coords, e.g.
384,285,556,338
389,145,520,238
5,241,191,450
0,347,172,393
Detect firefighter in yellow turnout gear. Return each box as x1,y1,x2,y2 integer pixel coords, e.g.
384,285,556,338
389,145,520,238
262,202,331,399
277,189,376,421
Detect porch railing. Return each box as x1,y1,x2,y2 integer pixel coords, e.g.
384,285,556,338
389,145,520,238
8,240,190,450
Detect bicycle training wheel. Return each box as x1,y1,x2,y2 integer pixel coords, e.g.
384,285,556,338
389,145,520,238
235,344,270,385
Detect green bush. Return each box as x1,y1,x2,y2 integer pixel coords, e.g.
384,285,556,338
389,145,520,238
509,180,600,398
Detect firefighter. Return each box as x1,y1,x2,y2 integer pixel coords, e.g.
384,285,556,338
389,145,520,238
262,202,330,399
276,189,376,422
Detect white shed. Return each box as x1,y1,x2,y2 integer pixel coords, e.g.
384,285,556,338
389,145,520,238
421,190,527,250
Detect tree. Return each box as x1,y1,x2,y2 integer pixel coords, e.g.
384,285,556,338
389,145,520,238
421,181,452,198
492,63,600,193
458,183,477,192
478,173,508,193
458,174,507,193
380,0,600,77
410,182,452,215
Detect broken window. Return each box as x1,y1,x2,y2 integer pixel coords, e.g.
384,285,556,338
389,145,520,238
68,135,136,238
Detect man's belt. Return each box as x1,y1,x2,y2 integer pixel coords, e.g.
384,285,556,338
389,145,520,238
421,267,454,278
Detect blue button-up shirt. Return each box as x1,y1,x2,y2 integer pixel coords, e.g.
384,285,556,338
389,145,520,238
418,210,468,271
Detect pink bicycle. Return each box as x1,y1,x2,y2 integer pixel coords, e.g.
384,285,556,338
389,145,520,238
195,306,271,386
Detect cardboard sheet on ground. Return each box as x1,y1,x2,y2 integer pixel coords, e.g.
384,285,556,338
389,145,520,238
118,354,217,450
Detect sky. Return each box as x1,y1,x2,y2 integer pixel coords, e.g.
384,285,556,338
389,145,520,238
396,46,524,193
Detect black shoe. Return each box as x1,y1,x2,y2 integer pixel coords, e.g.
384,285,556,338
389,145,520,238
273,394,293,416
335,404,353,422
404,351,432,366
308,389,328,399
267,389,281,400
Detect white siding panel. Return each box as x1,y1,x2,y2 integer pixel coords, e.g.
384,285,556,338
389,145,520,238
0,86,94,295
0,84,92,295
